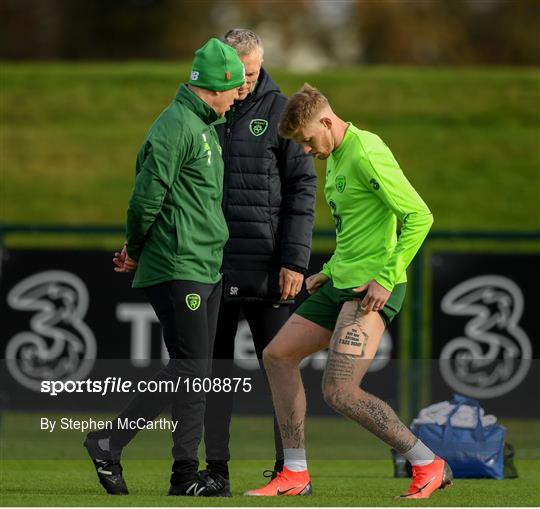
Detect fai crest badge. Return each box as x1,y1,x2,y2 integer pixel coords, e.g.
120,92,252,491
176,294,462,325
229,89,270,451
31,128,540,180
185,293,201,311
249,119,268,137
335,175,346,193
369,178,380,190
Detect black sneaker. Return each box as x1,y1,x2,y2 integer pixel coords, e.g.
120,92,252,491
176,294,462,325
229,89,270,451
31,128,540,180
199,469,232,497
168,471,230,497
84,434,128,495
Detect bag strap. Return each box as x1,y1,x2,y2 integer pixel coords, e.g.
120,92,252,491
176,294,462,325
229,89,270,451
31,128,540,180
451,394,480,408
443,399,485,442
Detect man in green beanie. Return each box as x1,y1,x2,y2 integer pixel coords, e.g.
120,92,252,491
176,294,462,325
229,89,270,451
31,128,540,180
83,38,244,497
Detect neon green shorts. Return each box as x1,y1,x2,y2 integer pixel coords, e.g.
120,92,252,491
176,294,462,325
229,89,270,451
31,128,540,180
295,280,406,331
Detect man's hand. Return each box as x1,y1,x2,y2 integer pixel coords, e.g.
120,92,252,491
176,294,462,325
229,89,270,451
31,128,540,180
353,280,391,312
305,272,330,295
279,267,304,301
113,245,138,273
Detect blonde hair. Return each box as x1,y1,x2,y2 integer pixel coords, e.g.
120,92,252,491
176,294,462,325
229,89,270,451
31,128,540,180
279,83,329,138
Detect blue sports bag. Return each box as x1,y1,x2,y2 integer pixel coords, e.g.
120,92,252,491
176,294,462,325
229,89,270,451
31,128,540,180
411,394,506,479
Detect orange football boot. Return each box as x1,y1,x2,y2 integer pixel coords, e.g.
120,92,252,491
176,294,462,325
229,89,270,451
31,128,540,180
244,466,312,496
400,456,453,499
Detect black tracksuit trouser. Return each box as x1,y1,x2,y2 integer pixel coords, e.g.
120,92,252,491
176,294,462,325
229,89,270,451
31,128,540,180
108,279,221,482
203,299,290,473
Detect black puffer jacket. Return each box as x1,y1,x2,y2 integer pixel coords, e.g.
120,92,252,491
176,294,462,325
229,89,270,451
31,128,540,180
216,68,316,303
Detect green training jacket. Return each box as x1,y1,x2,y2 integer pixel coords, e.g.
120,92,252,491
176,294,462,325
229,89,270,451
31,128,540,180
125,84,228,288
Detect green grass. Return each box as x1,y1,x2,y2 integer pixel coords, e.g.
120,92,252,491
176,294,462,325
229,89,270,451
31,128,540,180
3,459,539,506
1,413,539,506
1,63,539,244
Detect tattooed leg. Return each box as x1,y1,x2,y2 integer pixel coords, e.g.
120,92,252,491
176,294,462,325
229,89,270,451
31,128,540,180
263,314,332,449
322,301,418,454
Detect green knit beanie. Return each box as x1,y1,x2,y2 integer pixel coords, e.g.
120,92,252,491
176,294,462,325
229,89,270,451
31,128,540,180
189,38,245,91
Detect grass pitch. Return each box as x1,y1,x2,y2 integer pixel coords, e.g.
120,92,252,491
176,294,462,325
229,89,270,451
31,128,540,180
1,413,539,506
3,458,540,506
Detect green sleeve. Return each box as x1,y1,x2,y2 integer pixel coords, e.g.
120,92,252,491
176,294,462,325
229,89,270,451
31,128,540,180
362,142,433,291
320,255,335,278
125,129,186,260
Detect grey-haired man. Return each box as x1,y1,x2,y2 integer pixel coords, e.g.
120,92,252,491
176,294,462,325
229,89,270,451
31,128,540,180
202,29,316,490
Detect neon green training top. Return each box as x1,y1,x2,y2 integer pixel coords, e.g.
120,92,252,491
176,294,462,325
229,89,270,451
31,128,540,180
320,123,433,292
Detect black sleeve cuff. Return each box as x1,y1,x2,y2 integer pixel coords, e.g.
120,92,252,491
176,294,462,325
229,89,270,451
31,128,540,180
281,264,307,275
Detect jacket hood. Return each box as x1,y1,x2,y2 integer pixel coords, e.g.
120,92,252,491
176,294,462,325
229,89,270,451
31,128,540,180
249,67,280,102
